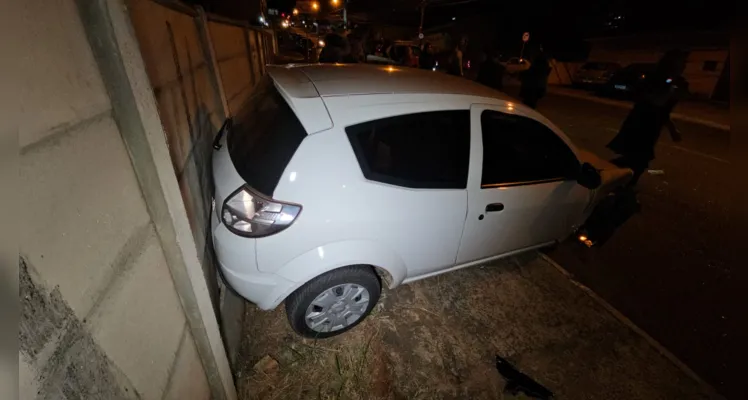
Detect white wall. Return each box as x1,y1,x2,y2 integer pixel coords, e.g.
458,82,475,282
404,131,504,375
11,0,218,398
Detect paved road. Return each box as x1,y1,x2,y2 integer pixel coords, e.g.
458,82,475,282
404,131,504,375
527,93,741,399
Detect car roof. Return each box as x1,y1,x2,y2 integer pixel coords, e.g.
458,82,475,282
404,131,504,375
267,64,513,100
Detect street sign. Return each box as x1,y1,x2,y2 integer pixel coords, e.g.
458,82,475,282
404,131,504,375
522,32,530,42
418,33,424,40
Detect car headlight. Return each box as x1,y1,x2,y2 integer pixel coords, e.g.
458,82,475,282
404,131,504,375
222,186,301,237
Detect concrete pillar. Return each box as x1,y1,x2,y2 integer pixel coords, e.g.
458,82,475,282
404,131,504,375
195,6,230,119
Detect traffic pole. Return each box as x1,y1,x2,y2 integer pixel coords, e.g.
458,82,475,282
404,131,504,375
419,1,426,45
343,0,348,29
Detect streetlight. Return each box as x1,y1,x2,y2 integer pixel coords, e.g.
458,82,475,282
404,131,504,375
331,0,347,28
292,8,299,15
311,1,319,11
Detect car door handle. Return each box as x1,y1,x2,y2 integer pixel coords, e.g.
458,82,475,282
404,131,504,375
486,203,505,212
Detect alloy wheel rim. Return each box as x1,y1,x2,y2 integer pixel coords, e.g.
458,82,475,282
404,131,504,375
305,283,370,332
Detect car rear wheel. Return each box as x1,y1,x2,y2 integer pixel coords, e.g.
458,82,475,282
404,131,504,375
285,266,381,338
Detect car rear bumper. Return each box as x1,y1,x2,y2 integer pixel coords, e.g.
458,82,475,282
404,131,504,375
211,206,295,310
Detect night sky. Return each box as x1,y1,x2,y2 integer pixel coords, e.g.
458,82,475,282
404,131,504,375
246,0,729,58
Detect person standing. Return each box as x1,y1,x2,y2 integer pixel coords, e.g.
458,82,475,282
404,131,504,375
419,43,436,70
607,49,689,187
346,33,364,63
477,49,506,91
402,46,419,68
519,51,551,108
447,38,466,76
318,33,350,63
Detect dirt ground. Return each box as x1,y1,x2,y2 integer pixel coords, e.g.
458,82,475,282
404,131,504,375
235,252,719,400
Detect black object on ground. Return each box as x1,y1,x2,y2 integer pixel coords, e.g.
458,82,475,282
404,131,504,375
580,185,641,247
495,355,554,399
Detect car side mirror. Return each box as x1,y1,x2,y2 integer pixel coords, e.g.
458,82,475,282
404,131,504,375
577,162,602,189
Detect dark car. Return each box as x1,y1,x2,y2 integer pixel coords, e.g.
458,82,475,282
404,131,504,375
597,63,656,99
572,62,621,88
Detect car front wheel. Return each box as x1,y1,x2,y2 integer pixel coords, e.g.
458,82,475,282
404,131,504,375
285,266,381,338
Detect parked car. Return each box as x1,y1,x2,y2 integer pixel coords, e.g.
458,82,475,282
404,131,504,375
597,63,656,99
365,54,399,65
211,64,632,338
572,62,621,88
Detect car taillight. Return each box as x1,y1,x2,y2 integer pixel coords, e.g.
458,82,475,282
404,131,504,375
221,186,301,237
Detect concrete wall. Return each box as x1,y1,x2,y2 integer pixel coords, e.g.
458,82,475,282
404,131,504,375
13,0,211,398
127,0,276,286
126,0,276,368
548,60,584,85
683,50,728,99
128,0,224,310
209,21,255,114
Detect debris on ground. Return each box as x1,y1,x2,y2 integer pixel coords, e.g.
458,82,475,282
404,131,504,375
235,254,719,400
495,355,554,399
252,355,279,375
648,169,665,175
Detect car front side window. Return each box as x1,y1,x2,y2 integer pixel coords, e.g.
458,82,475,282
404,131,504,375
480,110,579,188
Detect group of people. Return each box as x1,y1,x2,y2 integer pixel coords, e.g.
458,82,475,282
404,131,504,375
475,47,688,189
476,48,551,109
317,31,365,63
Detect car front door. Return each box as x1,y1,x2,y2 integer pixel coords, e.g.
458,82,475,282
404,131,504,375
456,104,590,264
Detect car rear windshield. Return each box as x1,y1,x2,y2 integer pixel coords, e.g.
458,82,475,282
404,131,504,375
227,76,307,196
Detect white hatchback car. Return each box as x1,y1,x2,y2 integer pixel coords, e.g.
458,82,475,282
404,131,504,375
211,64,630,338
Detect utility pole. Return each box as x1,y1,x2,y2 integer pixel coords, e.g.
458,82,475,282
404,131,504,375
419,0,426,36
343,0,348,29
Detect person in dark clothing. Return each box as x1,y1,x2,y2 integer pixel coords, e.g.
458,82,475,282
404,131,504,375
419,43,436,70
346,33,364,63
446,38,466,76
318,33,350,63
477,49,506,91
607,49,689,187
519,51,551,108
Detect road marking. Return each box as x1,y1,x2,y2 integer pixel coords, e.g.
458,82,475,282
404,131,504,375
547,88,730,131
539,253,725,400
667,145,730,164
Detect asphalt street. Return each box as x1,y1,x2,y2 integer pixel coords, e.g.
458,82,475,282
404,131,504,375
528,93,740,399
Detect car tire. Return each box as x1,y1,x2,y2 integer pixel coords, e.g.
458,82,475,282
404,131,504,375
285,266,381,338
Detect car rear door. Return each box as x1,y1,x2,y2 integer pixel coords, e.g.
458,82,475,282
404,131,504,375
456,104,590,264
341,110,472,279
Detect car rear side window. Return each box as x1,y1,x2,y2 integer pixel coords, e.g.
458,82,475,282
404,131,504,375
346,111,470,189
228,77,307,196
480,110,579,188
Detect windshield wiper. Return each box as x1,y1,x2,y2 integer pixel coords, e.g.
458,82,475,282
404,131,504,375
213,118,233,150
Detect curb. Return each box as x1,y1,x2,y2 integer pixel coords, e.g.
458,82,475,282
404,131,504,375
539,253,725,400
546,88,730,131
